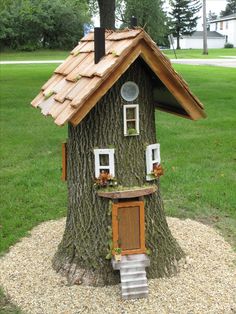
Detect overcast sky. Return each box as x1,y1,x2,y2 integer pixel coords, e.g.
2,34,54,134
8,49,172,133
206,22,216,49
164,0,228,30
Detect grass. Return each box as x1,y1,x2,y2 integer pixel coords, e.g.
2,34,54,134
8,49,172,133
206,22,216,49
157,64,236,247
0,62,235,312
0,63,235,253
0,49,69,61
163,48,236,59
1,48,236,62
0,288,22,314
0,64,67,253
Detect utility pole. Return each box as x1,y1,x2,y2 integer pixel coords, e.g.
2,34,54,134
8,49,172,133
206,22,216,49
203,0,208,54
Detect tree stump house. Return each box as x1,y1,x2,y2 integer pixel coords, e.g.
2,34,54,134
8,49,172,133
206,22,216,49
31,28,206,299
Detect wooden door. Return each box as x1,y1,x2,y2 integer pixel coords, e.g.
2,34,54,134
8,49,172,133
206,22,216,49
112,201,145,255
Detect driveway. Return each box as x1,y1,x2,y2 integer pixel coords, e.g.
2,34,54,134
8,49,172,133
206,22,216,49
1,58,236,68
170,58,236,68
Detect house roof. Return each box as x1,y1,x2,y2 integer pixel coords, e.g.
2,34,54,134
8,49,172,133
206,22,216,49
31,28,206,126
184,31,225,38
210,13,236,23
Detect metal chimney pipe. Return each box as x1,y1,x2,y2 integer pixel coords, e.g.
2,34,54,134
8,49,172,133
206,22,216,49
94,27,105,64
130,16,137,29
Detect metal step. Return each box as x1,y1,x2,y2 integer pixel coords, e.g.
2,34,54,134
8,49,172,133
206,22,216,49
122,284,148,294
120,260,150,268
120,268,146,275
122,290,148,300
112,254,150,300
121,273,147,282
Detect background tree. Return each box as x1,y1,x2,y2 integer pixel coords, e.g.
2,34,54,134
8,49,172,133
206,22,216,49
0,0,91,51
116,0,168,45
169,0,202,49
220,0,236,16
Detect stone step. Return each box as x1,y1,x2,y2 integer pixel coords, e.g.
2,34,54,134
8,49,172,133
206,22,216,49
122,290,148,300
121,272,146,281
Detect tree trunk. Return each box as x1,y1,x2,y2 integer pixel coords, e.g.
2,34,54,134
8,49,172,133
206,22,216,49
52,59,185,286
98,0,115,29
176,35,181,49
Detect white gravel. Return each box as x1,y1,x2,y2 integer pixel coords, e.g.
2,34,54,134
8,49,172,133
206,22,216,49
0,217,236,314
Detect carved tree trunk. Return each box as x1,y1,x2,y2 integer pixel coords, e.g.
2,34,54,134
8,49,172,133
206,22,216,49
52,59,185,286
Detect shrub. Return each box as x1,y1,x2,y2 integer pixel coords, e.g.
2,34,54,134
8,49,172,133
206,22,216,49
224,43,234,48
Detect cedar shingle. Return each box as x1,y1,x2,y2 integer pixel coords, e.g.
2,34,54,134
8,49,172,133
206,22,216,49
31,28,205,126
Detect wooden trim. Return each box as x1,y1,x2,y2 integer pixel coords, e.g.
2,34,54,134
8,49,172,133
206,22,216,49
61,142,67,181
112,201,146,255
97,186,157,199
139,41,206,120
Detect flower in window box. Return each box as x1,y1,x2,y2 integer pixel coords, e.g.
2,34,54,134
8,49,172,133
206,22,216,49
152,163,164,178
94,171,117,188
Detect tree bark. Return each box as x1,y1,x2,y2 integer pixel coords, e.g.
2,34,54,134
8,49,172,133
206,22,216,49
98,0,115,29
176,35,181,49
52,59,185,286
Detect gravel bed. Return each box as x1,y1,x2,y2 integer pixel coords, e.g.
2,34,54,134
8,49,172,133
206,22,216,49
0,217,236,314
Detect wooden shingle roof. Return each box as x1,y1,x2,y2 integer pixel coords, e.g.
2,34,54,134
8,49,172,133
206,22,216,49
31,28,206,126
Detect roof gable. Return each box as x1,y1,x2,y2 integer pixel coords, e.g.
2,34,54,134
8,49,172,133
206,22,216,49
31,28,205,126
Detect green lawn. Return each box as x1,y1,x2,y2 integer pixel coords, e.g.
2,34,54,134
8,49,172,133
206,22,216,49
0,60,235,314
1,48,236,61
157,65,236,247
0,64,67,254
0,49,69,61
0,63,235,254
164,48,236,59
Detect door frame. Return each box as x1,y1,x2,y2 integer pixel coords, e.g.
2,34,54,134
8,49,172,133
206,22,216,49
112,200,146,255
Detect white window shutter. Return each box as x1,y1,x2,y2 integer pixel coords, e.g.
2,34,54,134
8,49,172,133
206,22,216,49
94,148,115,178
145,143,161,181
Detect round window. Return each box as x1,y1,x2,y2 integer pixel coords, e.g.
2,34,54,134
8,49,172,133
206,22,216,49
120,81,139,102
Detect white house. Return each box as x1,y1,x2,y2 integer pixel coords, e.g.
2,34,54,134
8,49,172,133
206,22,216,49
210,13,236,47
173,31,225,49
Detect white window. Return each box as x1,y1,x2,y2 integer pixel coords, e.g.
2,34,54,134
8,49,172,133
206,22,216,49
123,104,139,136
146,143,161,181
94,149,115,178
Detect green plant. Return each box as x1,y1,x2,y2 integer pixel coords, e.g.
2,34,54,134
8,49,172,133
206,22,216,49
114,247,122,255
128,128,138,135
224,43,234,48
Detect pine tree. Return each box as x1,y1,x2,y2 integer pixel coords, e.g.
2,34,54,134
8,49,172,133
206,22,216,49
169,0,202,49
220,0,236,17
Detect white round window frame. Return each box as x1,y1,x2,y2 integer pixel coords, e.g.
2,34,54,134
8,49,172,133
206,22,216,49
120,81,139,102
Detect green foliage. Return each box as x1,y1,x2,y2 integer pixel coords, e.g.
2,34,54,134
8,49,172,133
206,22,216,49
220,0,236,17
116,0,168,45
224,42,234,48
169,0,202,49
0,0,91,51
114,247,122,254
